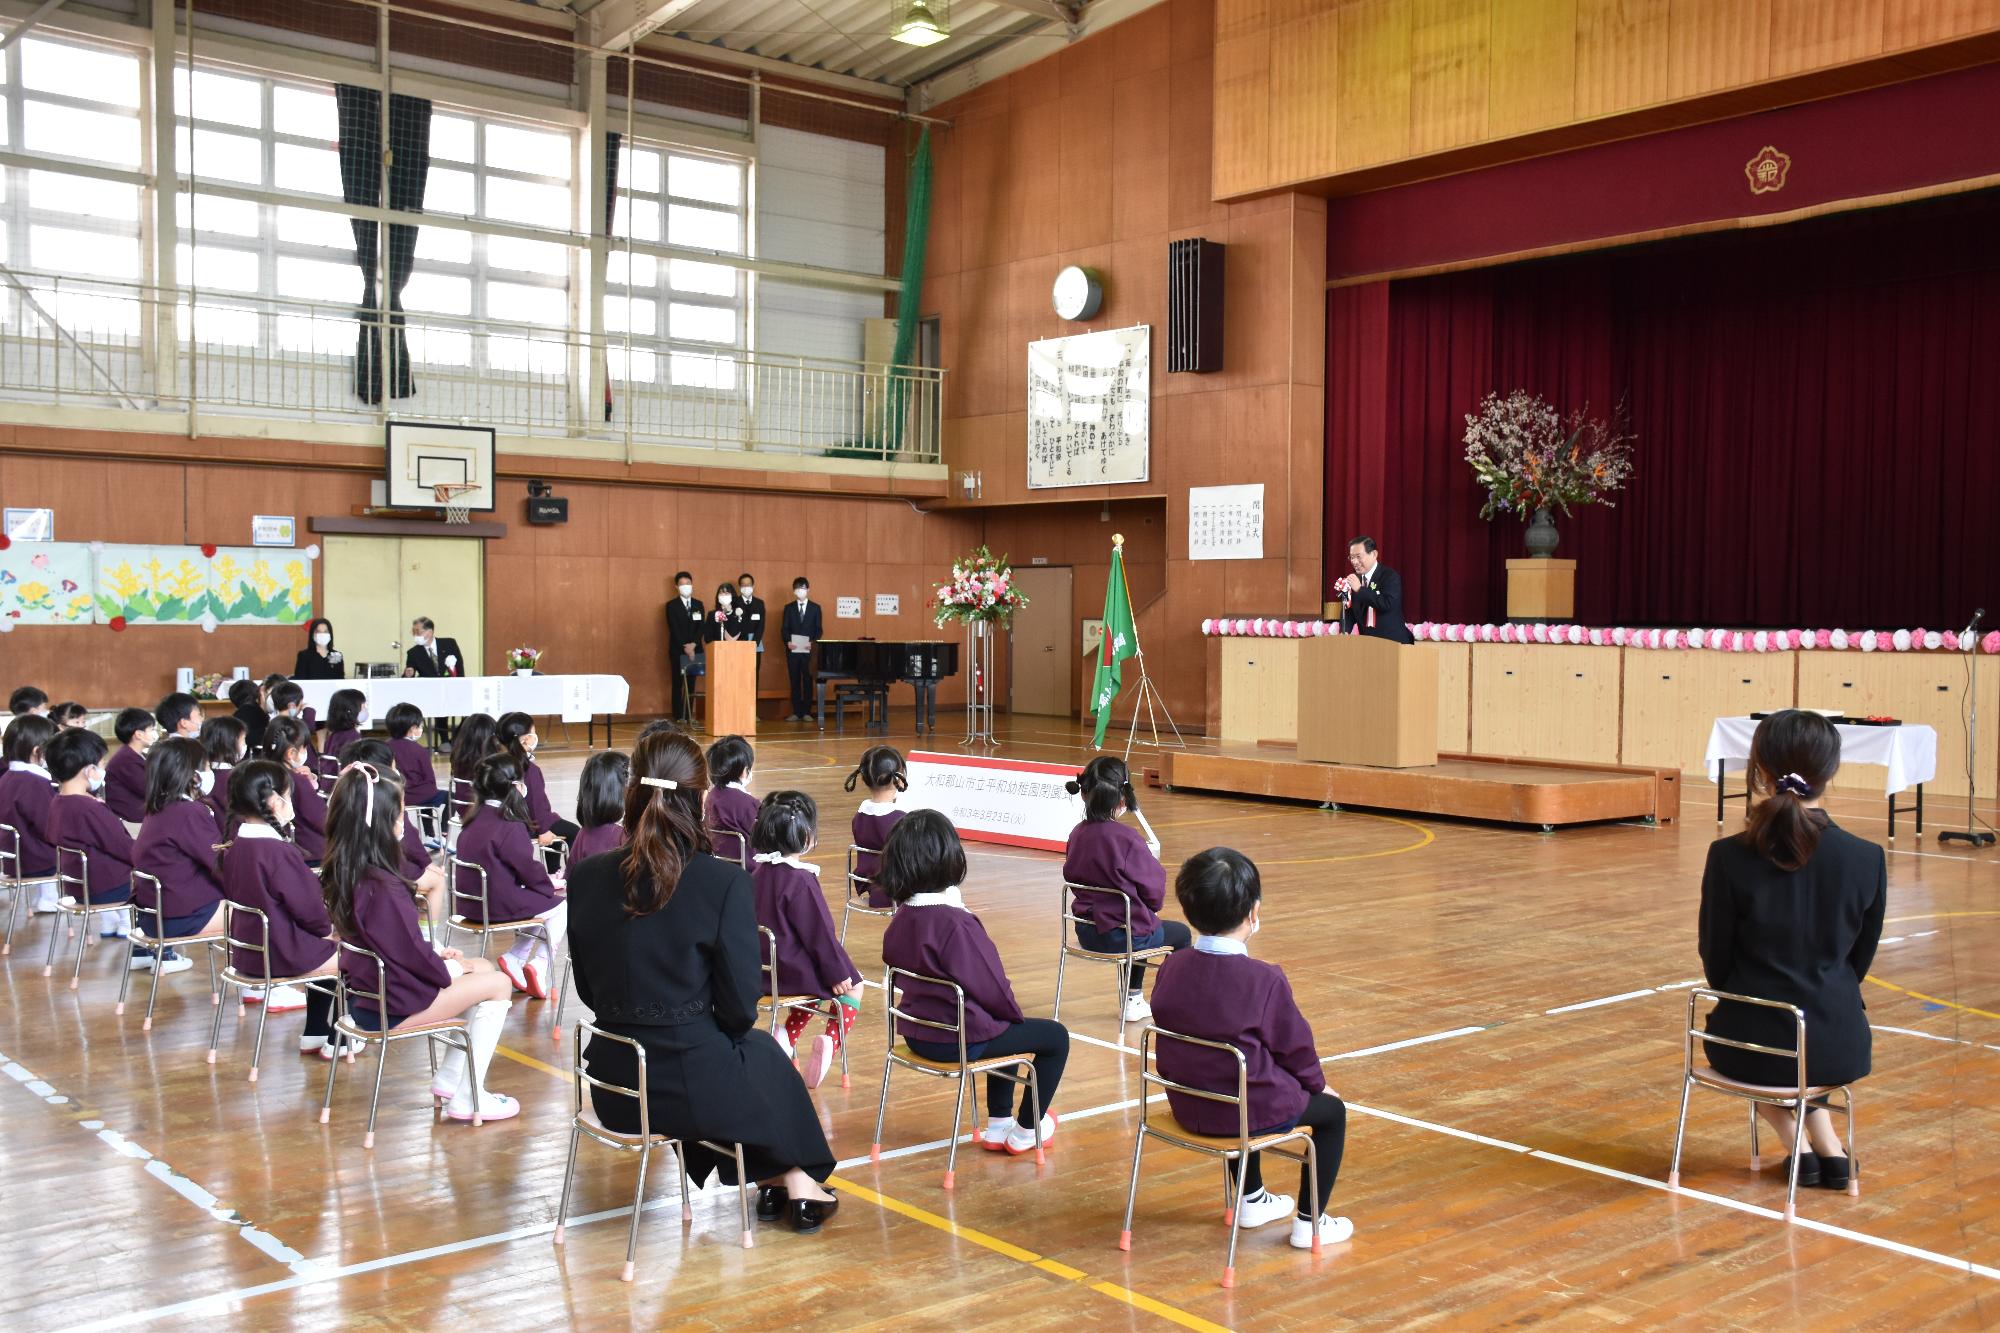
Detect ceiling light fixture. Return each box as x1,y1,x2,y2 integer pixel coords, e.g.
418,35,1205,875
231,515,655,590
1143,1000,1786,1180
892,0,949,46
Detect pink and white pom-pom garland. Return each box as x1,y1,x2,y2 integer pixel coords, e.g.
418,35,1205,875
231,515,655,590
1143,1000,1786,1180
1198,618,2000,653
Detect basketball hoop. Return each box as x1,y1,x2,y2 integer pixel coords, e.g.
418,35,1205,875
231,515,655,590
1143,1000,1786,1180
431,482,481,525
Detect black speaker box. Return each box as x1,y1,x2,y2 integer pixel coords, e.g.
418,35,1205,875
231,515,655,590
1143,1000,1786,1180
1168,237,1224,373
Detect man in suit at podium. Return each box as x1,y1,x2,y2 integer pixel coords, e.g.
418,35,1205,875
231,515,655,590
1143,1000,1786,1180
1337,536,1415,644
403,616,464,744
665,572,706,723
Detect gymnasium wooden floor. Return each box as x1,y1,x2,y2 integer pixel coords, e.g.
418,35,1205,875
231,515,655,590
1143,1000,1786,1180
5,716,1996,1330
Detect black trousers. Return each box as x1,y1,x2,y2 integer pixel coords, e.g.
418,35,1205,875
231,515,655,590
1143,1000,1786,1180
909,1017,1069,1120
303,984,335,1039
787,651,814,718
1073,919,1193,991
1233,1092,1346,1221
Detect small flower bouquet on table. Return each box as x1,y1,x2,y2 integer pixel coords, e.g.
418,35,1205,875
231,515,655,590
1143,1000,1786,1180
933,546,1030,628
191,672,230,701
506,646,541,675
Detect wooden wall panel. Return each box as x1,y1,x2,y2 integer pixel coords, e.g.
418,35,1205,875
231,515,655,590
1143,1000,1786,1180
1798,653,1999,801
1621,649,1797,772
1213,0,2000,197
1219,636,1300,741
1428,640,1471,751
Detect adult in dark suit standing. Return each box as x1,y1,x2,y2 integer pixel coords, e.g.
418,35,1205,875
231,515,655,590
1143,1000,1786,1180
664,571,706,724
403,616,464,743
780,576,822,724
1698,710,1883,1191
564,728,839,1231
736,573,767,686
1335,536,1414,644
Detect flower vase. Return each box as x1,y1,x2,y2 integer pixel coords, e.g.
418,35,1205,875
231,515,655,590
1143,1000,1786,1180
1524,506,1560,558
514,667,533,676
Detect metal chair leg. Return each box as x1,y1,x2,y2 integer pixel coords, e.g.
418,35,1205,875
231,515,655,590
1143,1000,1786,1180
206,976,229,1067
364,1034,392,1149
624,1140,652,1281
869,1055,893,1162
1221,1148,1250,1288
319,1033,341,1123
248,983,274,1083
676,1144,693,1223
1303,1139,1322,1256
1052,945,1068,1020
1667,1076,1693,1188
553,1123,581,1247
1784,1101,1807,1222
1749,1102,1762,1170
1113,960,1130,1047
41,905,64,976
943,1069,969,1190
68,912,93,989
1118,1125,1147,1250
1844,1087,1860,1197
732,1143,753,1249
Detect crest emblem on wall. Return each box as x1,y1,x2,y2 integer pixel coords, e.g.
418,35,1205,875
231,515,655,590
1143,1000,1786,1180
1745,146,1791,195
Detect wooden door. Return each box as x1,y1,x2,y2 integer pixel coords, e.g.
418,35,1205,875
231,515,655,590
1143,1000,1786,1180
399,537,484,675
1008,566,1073,716
321,536,403,677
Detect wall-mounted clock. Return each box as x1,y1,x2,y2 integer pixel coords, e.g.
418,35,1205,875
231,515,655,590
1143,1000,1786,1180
1052,265,1103,321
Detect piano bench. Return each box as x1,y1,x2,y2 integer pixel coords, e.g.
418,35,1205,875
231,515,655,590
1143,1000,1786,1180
832,683,890,735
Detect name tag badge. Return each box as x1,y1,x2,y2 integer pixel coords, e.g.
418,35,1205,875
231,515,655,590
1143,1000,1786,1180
750,614,761,621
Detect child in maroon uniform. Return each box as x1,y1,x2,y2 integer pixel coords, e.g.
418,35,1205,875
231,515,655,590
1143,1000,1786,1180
879,810,1068,1156
1149,848,1352,1250
1062,756,1191,1024
844,745,907,910
749,791,862,1087
103,707,159,824
703,734,758,866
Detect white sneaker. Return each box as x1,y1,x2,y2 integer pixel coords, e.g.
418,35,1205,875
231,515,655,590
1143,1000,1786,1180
1122,992,1153,1024
802,1034,835,1089
319,1033,366,1061
1289,1213,1354,1249
521,957,550,1001
1004,1113,1058,1155
445,1091,521,1122
33,896,61,915
1236,1188,1297,1229
298,1035,330,1054
254,984,310,1013
775,1029,796,1059
129,951,192,975
496,954,529,994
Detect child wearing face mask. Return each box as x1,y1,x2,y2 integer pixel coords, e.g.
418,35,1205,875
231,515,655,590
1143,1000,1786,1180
324,688,368,758
198,716,250,828
265,716,326,864
495,710,578,843
104,707,160,825
1,713,61,912
781,575,822,723
45,727,137,942
736,572,767,684
710,581,748,643
131,736,226,973
1148,848,1353,1252
216,760,340,1026
454,752,567,1000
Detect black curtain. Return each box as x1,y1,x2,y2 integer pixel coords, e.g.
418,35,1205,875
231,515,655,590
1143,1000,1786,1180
336,86,432,404
603,130,621,422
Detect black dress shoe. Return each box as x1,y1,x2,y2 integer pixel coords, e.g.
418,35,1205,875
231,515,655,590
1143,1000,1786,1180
1814,1152,1851,1191
756,1185,788,1222
1781,1153,1821,1188
788,1193,839,1234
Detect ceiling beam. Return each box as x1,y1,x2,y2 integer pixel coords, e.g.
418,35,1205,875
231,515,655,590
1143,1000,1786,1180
978,0,1080,24
0,0,71,52
582,0,712,51
912,0,1156,107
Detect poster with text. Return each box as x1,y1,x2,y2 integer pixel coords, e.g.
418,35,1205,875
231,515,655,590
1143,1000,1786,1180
1187,483,1266,560
905,750,1084,852
1027,325,1150,489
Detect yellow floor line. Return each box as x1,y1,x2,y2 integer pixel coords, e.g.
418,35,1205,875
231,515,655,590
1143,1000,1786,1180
1259,812,1436,866
1089,1280,1233,1333
1865,976,2000,1022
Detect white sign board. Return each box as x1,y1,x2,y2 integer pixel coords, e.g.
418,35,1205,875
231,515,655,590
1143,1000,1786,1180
251,515,296,546
875,593,900,616
1027,324,1150,489
905,750,1083,853
836,596,862,620
1188,483,1265,560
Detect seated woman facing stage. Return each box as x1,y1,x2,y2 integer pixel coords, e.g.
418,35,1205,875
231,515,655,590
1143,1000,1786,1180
1699,709,1885,1192
565,725,839,1233
293,618,346,681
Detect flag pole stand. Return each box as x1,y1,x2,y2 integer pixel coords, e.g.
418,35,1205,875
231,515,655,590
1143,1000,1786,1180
1089,532,1184,760
1119,649,1185,763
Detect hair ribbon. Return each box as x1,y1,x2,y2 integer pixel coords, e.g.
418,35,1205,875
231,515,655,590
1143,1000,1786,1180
1775,772,1812,797
341,760,383,826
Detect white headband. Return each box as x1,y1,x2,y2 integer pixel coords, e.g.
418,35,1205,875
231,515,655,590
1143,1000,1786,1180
639,775,678,790
341,760,384,826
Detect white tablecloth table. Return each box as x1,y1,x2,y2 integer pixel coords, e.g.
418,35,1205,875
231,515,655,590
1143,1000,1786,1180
1703,715,1937,838
296,674,631,734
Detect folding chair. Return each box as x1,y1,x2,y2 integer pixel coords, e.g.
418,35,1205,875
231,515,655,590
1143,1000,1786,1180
1669,987,1858,1222
838,844,893,946
0,820,58,956
758,924,850,1090
207,901,338,1082
870,964,1043,1189
445,855,569,1042
318,939,476,1148
1118,1025,1323,1288
554,1021,694,1280
707,827,748,870
44,845,132,987
1054,881,1175,1045
448,777,474,837
116,871,221,1030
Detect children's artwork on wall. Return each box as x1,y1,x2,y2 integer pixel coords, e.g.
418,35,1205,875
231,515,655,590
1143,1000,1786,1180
0,542,95,625
207,547,314,624
94,545,210,624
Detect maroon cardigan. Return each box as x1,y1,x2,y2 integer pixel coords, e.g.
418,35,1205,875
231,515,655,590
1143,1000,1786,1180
1149,947,1325,1135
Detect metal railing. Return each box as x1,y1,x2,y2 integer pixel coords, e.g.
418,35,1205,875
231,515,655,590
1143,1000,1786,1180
0,269,944,463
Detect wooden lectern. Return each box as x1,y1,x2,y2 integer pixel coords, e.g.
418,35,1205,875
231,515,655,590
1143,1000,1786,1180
1295,634,1437,767
708,641,757,736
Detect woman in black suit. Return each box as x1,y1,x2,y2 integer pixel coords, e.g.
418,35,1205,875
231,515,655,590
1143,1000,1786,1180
566,726,839,1232
1699,709,1885,1190
293,618,346,680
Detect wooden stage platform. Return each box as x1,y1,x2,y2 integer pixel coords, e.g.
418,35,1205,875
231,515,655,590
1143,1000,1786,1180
1155,743,1680,829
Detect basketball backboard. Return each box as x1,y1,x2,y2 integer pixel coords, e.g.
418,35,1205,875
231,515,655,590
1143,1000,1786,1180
385,422,496,513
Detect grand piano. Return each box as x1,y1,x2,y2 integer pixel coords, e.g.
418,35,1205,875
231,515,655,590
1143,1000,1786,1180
814,639,960,735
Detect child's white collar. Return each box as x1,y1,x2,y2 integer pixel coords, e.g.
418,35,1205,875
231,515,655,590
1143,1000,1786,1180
857,798,899,816
482,799,502,807
904,886,966,911
11,761,50,781
236,822,284,842
752,851,818,874
727,780,750,792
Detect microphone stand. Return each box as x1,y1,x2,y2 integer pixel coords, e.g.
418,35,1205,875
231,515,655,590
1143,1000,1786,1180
1939,608,1996,847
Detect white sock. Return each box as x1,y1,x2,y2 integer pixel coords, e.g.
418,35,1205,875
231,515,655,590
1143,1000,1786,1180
451,998,511,1109
986,1114,1014,1136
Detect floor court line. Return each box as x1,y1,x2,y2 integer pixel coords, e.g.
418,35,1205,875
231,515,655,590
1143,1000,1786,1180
1545,989,1658,1015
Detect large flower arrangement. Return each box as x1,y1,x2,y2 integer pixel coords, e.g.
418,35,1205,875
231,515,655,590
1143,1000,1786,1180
1463,391,1636,521
934,546,1030,628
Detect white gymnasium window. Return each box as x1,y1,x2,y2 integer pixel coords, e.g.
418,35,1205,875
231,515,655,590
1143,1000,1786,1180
2,35,144,315
606,140,746,383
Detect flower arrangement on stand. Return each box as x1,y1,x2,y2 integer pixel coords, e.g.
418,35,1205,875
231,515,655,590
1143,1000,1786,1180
1463,391,1636,556
506,646,542,675
191,671,230,701
935,546,1027,746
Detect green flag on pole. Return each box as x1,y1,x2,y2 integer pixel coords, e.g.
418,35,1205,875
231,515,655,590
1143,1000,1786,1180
1089,540,1139,749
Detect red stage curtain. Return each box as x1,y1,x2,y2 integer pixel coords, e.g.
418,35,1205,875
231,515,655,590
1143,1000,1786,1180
1327,189,2000,629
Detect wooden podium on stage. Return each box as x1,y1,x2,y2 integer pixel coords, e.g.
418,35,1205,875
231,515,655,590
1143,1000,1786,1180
1295,634,1438,767
708,641,758,736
